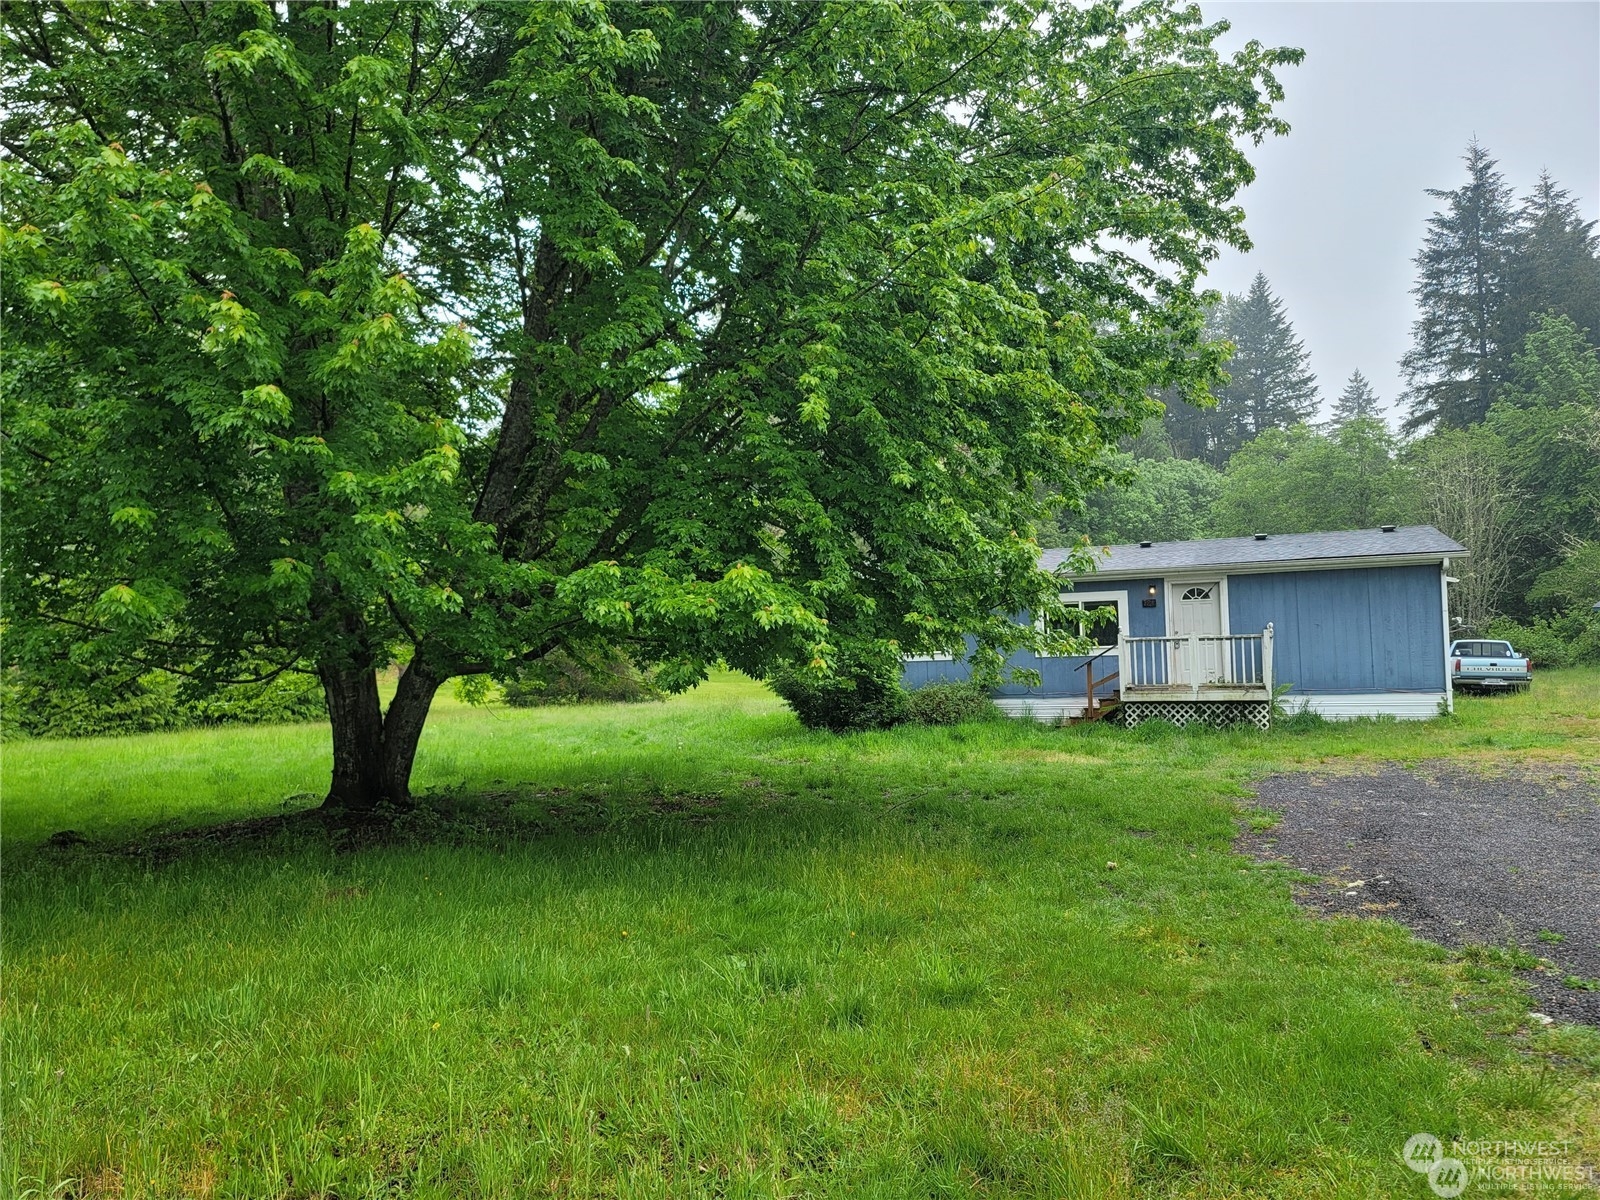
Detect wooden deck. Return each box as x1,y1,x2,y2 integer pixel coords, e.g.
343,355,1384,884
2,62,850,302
1063,626,1275,724
1122,683,1272,701
1120,625,1274,696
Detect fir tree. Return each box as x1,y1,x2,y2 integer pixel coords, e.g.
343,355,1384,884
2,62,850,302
1401,141,1520,431
1329,370,1383,427
1219,274,1321,447
1164,276,1318,465
1505,172,1600,352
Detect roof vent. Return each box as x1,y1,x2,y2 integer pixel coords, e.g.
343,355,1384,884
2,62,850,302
1139,541,1153,548
1253,533,1267,541
1380,524,1396,533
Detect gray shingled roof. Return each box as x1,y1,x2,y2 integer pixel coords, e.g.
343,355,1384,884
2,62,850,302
1040,525,1467,577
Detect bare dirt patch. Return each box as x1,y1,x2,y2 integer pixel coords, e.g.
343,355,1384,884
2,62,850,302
1240,762,1600,1025
31,786,745,865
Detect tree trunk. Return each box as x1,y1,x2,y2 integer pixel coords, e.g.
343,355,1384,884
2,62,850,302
321,663,387,810
382,657,441,803
320,657,443,812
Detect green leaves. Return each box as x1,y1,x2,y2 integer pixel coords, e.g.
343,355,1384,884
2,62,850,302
1485,313,1600,604
110,506,157,533
239,154,322,195
92,581,180,632
26,278,73,309
266,557,313,607
203,26,310,86
1213,420,1412,538
200,293,274,368
2,0,1298,756
722,79,784,142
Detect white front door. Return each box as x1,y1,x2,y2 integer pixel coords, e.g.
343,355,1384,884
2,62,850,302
1171,582,1224,684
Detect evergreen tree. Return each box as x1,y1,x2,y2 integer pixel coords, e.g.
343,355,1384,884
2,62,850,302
1505,172,1600,352
1401,141,1520,431
1160,384,1217,464
1164,276,1317,466
1216,274,1320,452
1329,369,1383,426
1485,313,1600,607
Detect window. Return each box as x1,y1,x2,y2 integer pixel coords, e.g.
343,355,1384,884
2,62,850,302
1454,641,1513,658
1180,585,1214,601
1038,592,1126,656
1061,599,1121,648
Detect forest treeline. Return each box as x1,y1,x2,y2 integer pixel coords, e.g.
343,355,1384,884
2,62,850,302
1048,144,1600,664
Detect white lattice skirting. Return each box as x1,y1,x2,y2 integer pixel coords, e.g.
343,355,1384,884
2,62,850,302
1120,700,1272,731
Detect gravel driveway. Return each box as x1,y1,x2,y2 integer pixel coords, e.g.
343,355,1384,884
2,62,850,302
1240,763,1600,1025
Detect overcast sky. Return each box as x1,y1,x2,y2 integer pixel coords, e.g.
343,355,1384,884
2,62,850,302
1202,1,1600,424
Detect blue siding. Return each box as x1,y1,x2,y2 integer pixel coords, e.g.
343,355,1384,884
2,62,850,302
902,653,974,689
905,566,1445,699
1226,565,1445,693
901,579,1165,699
1120,578,1167,638
902,636,1119,698
991,647,1120,699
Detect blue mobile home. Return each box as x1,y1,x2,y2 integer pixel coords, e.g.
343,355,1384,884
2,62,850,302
903,526,1467,725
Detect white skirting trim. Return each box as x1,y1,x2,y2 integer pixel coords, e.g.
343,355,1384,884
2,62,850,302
1280,692,1446,721
993,697,1090,721
994,693,1448,723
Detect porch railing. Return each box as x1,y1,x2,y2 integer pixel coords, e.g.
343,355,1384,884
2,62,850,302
1120,624,1274,697
1072,645,1120,721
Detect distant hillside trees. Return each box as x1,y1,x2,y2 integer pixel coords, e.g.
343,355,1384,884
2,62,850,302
1213,419,1411,538
1484,313,1600,602
1404,313,1600,635
1075,454,1224,546
1396,143,1600,636
1051,143,1600,658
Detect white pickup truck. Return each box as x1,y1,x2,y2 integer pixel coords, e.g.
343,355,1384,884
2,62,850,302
1449,639,1532,693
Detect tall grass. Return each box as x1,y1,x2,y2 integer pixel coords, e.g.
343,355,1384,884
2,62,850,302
3,670,1597,1198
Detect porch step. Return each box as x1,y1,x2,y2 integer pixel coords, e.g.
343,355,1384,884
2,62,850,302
1072,689,1121,725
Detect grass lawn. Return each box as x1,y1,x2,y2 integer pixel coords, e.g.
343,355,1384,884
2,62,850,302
4,670,1598,1198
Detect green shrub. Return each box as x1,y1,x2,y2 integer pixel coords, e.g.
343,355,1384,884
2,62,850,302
1,668,325,740
1484,611,1600,667
2,669,180,739
905,681,1002,726
184,674,327,726
499,648,663,707
769,653,910,733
